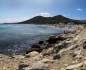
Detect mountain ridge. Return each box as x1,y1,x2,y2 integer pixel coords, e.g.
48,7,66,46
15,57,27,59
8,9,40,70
18,15,86,24
4,15,85,24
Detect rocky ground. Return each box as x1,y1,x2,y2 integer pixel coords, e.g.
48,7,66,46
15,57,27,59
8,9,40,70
0,25,86,70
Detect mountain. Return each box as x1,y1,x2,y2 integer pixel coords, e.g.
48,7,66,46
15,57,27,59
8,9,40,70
18,15,86,24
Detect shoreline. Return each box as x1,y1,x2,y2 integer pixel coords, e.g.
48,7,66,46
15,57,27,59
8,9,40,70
0,24,84,56
0,24,85,70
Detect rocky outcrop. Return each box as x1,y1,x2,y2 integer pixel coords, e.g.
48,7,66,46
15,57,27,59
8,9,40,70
47,35,65,44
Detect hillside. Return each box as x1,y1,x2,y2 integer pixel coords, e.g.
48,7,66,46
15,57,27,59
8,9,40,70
19,15,86,24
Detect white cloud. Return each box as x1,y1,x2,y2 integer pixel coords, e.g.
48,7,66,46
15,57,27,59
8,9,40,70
35,12,51,17
76,8,83,11
39,12,50,17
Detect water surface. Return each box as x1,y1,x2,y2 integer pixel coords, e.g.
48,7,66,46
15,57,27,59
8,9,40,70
0,24,64,55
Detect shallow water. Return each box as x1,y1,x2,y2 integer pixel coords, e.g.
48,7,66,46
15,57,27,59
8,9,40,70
0,24,64,55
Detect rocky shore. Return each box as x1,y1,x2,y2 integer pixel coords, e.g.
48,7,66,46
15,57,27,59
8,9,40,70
0,25,86,70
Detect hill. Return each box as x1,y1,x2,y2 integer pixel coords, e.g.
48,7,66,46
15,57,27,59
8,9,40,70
18,15,86,24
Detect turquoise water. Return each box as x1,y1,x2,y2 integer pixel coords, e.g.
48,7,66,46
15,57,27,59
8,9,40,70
0,24,64,54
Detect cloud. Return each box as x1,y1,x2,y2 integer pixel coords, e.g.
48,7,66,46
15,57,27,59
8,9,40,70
76,8,83,11
39,12,50,17
35,12,51,17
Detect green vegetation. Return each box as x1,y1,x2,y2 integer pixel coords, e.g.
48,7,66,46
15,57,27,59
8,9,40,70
19,15,86,24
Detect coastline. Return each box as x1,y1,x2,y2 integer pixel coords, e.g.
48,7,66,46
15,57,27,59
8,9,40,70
0,24,85,70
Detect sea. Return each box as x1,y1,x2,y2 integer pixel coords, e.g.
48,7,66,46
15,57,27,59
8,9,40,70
0,24,64,55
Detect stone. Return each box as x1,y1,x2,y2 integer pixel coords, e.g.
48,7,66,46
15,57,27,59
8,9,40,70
25,51,39,58
83,41,86,49
31,54,43,61
41,58,54,64
65,40,72,44
53,54,61,60
46,44,54,48
18,64,29,70
12,55,25,59
56,34,65,41
38,41,44,45
66,63,83,70
26,43,42,53
47,35,58,44
24,61,49,70
42,48,53,56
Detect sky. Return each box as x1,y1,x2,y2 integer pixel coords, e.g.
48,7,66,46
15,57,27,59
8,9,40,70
0,0,85,23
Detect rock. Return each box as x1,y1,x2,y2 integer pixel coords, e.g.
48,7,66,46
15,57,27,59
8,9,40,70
61,68,65,70
38,41,44,45
46,44,54,48
25,51,39,58
66,63,83,70
47,35,58,44
83,41,86,49
42,48,53,56
65,40,72,44
24,61,49,70
73,36,80,43
31,54,43,61
53,54,61,60
64,64,69,67
26,43,42,53
41,58,54,64
54,43,65,53
18,64,29,70
56,34,65,41
12,55,25,59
